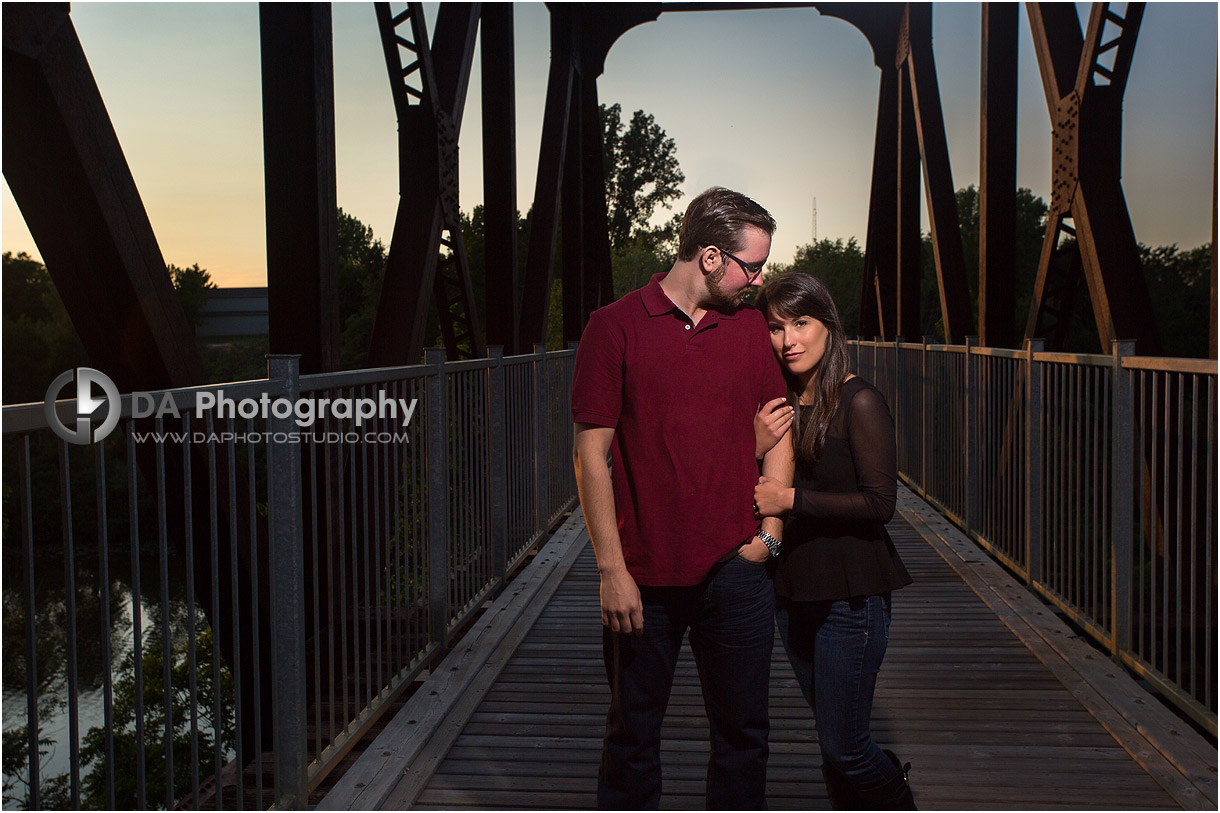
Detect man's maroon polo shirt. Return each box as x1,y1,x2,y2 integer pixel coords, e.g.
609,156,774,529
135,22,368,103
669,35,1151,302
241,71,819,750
571,272,787,587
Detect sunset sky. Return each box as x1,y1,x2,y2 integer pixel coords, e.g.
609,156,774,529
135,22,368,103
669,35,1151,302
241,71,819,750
2,1,1216,288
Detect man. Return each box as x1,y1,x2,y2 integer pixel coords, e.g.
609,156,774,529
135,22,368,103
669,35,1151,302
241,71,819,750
571,187,794,809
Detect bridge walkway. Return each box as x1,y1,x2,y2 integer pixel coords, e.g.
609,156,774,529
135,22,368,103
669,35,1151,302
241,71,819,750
319,487,1217,810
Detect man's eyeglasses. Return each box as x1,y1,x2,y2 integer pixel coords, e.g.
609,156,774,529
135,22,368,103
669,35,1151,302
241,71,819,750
708,246,765,284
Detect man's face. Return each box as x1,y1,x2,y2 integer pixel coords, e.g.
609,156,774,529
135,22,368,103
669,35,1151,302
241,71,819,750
704,226,772,308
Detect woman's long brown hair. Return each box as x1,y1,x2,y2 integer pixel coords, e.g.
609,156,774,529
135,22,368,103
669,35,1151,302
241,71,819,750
756,272,851,463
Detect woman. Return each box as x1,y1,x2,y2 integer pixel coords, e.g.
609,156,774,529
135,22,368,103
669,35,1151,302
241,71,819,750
752,272,916,810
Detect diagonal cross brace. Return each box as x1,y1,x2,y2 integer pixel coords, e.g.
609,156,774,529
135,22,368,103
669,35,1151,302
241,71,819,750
369,2,485,364
1024,2,1160,354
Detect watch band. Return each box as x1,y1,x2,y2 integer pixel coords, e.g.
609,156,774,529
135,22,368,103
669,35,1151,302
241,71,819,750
757,529,782,557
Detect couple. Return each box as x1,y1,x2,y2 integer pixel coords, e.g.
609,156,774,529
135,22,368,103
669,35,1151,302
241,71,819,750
571,187,914,810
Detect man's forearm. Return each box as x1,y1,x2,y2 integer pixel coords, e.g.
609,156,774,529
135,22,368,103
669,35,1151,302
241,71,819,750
760,437,795,540
575,450,627,574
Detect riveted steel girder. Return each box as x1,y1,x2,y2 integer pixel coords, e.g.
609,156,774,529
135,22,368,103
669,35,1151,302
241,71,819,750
1025,2,1161,354
368,2,485,364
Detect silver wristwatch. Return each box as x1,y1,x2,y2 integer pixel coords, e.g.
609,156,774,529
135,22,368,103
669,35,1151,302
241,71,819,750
757,529,782,558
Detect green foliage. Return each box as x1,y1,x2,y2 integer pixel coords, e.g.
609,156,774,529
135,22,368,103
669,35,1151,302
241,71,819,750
3,699,71,810
168,263,216,328
337,207,389,369
78,626,236,810
1140,243,1212,358
2,251,88,405
600,103,685,252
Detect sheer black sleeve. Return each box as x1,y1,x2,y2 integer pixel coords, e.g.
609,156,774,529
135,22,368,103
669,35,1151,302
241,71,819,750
791,385,897,524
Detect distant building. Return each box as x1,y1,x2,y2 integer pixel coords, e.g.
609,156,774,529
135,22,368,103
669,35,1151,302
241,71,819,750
197,287,268,337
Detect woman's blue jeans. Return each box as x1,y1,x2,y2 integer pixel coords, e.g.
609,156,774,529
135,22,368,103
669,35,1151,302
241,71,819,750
775,593,898,789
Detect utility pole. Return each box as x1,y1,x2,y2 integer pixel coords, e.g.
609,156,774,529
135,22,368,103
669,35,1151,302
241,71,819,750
812,196,818,244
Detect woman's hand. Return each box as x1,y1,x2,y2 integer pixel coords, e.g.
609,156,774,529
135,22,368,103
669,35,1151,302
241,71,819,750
754,475,794,517
754,398,793,459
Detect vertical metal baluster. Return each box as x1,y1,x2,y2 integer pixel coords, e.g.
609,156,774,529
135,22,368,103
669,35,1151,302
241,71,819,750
155,415,175,809
1111,344,1134,657
1160,371,1169,676
309,404,321,763
57,441,81,808
128,427,147,808
324,406,337,748
1188,375,1199,699
1102,368,1111,631
372,387,383,694
228,427,244,810
208,415,224,809
392,380,403,678
95,437,116,809
1090,367,1098,623
384,388,393,682
1175,372,1185,687
183,415,200,809
1073,366,1081,611
347,387,359,709
1137,370,1147,659
361,384,373,705
248,435,263,809
1204,380,1215,711
337,397,350,732
19,437,40,811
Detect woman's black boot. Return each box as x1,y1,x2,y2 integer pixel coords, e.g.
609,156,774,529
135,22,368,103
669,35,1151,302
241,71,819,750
821,761,862,810
856,749,916,810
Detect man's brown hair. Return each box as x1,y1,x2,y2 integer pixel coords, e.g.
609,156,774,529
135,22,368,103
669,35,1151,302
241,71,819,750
676,187,776,262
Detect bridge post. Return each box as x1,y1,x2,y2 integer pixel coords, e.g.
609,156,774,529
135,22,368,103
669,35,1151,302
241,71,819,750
923,336,935,494
489,347,509,582
965,336,981,534
1110,339,1136,657
426,348,450,647
266,355,308,809
534,344,550,535
890,337,901,463
1024,338,1045,584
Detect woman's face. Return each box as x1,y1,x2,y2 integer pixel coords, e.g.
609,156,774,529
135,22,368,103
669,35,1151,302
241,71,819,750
766,311,829,378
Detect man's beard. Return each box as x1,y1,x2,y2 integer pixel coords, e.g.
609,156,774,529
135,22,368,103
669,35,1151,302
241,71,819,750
706,264,747,308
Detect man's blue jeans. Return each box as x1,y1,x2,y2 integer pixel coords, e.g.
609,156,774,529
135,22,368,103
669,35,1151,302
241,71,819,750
775,593,898,789
598,555,775,810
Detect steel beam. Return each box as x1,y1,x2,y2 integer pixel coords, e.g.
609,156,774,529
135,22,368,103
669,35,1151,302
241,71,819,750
860,66,900,338
582,75,616,313
905,4,973,343
896,64,922,340
519,6,577,351
480,4,519,351
562,77,587,346
260,3,340,375
979,3,1018,348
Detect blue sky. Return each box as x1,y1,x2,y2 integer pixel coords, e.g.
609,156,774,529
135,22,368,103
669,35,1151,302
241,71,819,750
2,1,1216,287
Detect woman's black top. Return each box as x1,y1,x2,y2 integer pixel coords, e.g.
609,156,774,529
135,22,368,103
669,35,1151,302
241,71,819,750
773,376,914,602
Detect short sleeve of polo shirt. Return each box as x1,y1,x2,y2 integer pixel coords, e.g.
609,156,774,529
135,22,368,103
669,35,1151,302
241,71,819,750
752,310,788,408
571,310,623,428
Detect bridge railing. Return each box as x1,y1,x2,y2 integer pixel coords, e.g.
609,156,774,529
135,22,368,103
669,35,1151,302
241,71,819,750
1,345,578,810
851,338,1218,736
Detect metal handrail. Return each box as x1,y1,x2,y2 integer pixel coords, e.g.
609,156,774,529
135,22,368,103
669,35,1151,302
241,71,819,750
850,337,1218,735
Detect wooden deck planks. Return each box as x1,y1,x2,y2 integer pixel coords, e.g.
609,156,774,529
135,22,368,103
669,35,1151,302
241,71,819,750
402,507,1199,810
